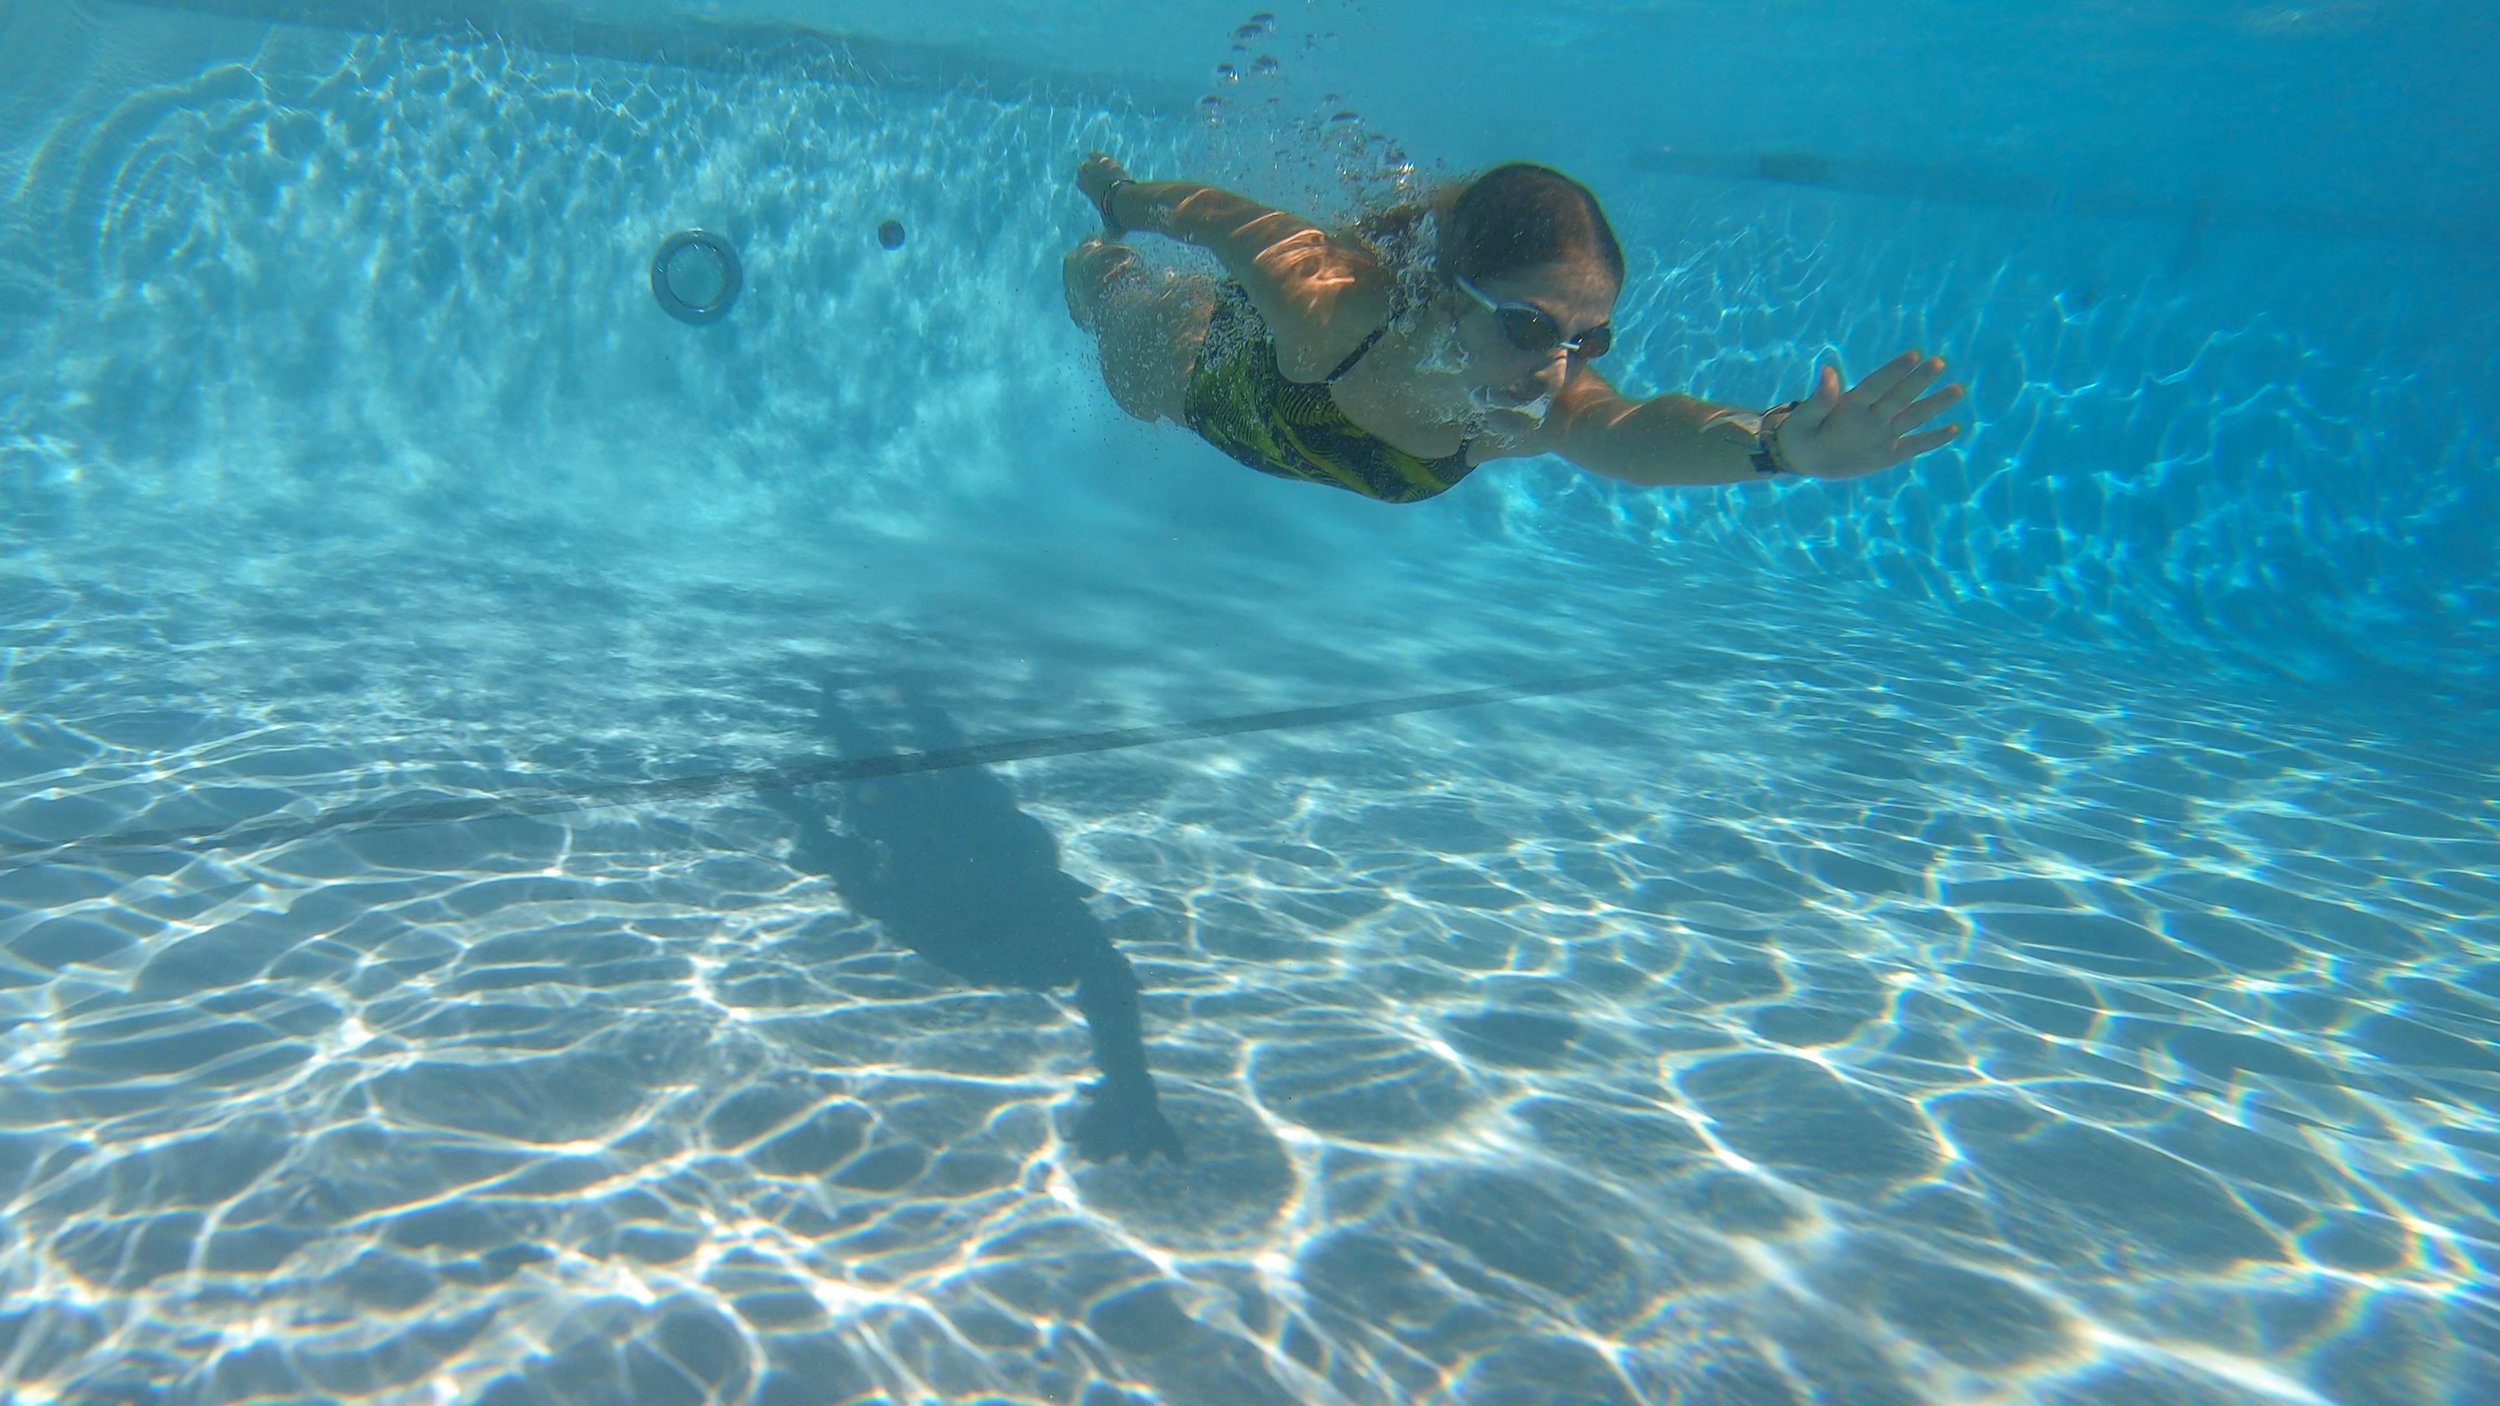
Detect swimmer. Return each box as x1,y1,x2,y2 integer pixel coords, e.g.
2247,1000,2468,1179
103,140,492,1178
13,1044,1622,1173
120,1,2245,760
1062,153,1963,503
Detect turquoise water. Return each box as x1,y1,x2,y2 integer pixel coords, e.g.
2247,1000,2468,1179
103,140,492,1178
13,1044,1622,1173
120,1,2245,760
2,2,2494,1403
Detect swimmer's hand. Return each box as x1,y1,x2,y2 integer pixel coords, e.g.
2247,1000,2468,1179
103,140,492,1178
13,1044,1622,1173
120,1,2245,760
1076,152,1136,236
1774,351,1965,479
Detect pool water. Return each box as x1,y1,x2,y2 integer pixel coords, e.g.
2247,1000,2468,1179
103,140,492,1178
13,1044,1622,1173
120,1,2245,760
1,3,2494,1404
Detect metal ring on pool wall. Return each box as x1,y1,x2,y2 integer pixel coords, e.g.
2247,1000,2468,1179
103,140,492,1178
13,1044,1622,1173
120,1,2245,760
650,229,742,324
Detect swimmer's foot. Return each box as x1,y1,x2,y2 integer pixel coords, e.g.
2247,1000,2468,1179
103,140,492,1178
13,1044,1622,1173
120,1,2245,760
1062,237,1142,332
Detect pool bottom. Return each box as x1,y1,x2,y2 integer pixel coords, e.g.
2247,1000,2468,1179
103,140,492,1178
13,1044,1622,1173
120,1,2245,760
1,503,2493,1406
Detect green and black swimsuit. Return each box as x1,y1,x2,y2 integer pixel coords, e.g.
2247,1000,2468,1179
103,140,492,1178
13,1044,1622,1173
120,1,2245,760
1182,283,1479,504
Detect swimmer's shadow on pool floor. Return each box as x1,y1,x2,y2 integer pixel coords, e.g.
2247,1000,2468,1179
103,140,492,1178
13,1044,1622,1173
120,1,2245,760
760,685,1186,1167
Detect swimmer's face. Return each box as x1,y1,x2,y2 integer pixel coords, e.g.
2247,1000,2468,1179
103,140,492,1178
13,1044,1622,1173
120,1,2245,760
1453,257,1620,409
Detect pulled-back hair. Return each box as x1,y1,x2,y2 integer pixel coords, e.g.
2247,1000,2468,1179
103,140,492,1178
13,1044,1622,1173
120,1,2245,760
1440,163,1624,286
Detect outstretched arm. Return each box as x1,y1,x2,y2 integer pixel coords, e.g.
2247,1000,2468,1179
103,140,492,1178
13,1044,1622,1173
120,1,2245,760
1080,156,1318,275
1074,152,1389,380
1509,352,1965,486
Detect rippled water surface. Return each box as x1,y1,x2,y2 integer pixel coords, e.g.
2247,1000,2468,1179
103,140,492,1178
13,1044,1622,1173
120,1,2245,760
2,3,2494,1403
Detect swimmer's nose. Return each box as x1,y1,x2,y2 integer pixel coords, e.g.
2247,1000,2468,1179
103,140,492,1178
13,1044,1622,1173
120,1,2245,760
1527,351,1569,394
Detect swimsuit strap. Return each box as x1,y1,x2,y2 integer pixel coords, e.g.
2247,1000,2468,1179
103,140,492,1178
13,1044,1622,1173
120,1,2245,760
1316,294,1475,463
1322,276,1424,384
1320,325,1387,384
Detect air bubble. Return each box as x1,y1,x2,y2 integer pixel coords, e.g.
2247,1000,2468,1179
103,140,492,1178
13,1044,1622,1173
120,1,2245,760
1252,54,1279,76
1215,63,1240,85
1200,95,1226,118
1328,109,1361,126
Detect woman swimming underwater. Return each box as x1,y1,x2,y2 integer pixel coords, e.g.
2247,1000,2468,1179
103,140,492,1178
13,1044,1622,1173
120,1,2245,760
1062,153,1963,503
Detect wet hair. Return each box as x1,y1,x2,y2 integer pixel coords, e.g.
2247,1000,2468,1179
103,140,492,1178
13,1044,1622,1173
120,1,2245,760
1439,163,1624,288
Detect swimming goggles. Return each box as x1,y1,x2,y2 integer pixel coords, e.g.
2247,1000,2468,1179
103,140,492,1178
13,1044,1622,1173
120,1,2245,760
1456,276,1612,359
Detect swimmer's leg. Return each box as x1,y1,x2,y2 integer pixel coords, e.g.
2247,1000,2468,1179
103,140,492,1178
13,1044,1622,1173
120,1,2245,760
1062,237,1141,332
1062,237,1209,425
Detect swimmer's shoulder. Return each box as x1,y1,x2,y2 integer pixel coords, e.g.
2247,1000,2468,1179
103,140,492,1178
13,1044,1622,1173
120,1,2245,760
1254,232,1397,383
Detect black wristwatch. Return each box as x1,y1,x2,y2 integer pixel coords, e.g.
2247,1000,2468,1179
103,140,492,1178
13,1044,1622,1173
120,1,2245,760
1096,178,1134,236
1750,400,1802,476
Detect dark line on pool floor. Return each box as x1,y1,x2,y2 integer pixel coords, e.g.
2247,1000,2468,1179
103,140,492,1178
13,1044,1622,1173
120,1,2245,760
4,664,1693,868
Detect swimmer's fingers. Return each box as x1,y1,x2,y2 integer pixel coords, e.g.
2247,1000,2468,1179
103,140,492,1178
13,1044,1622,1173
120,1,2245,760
1870,354,1948,419
1845,350,1928,413
1882,423,1962,468
1890,381,1966,434
1787,363,1845,432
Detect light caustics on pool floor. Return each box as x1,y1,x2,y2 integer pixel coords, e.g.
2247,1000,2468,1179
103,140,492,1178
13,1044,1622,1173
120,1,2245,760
1,11,2495,1406
1,515,2494,1405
